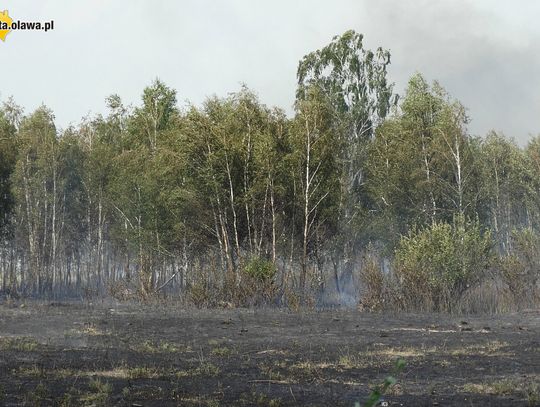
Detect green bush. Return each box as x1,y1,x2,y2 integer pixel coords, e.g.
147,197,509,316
393,218,493,312
243,256,277,282
233,256,278,306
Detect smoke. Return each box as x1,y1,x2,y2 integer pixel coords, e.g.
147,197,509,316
361,0,540,144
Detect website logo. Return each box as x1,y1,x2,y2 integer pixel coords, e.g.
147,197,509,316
0,10,55,42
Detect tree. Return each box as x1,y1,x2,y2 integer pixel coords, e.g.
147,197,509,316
132,79,177,152
290,86,340,290
78,97,128,290
0,99,19,292
55,131,87,290
296,30,397,290
479,132,535,253
297,30,396,204
0,101,18,236
12,106,58,293
367,73,477,241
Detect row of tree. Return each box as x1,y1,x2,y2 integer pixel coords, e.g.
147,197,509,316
1,31,539,309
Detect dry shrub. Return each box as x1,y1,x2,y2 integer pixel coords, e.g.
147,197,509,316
498,228,540,307
185,258,228,307
186,257,280,308
284,288,301,311
499,255,529,307
82,286,99,301
458,278,516,314
230,275,277,307
107,280,137,301
358,251,386,311
187,280,216,308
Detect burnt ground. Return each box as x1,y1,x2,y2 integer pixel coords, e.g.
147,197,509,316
0,301,538,406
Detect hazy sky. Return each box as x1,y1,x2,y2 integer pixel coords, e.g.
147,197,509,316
1,1,539,144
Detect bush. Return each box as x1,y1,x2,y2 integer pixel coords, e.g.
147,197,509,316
230,256,278,306
498,228,540,307
393,218,493,312
358,247,386,311
188,280,215,307
243,256,277,282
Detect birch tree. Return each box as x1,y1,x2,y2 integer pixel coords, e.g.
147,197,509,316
296,31,397,289
291,86,339,290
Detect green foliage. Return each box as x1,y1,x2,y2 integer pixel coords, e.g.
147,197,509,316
366,73,477,242
394,218,493,311
132,78,177,150
235,256,279,306
297,29,396,132
0,102,18,236
1,31,540,312
478,132,536,250
355,359,406,407
296,31,397,273
243,256,276,282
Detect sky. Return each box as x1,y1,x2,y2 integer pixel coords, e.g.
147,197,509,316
0,0,539,145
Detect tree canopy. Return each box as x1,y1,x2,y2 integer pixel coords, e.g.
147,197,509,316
0,30,538,312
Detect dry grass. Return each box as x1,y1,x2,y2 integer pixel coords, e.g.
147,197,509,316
462,375,540,406
375,347,426,358
448,341,511,356
66,323,106,337
0,336,40,351
133,340,190,354
463,379,518,395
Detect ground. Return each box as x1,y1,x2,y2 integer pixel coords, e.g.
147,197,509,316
0,301,538,406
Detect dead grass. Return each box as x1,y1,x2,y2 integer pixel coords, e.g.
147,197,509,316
24,382,50,406
337,354,371,369
462,375,540,406
72,322,105,336
12,365,45,378
211,346,234,357
0,336,40,351
240,391,283,407
462,379,517,396
81,378,111,406
375,347,426,358
258,361,289,382
133,339,190,354
1,304,537,406
449,341,511,356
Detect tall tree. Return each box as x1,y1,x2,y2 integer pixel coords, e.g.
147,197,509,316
12,106,58,293
0,100,19,292
133,79,177,152
297,30,396,205
479,132,535,252
367,73,477,243
296,30,397,290
291,86,340,290
0,101,18,236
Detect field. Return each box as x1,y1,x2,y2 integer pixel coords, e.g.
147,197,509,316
0,302,538,406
